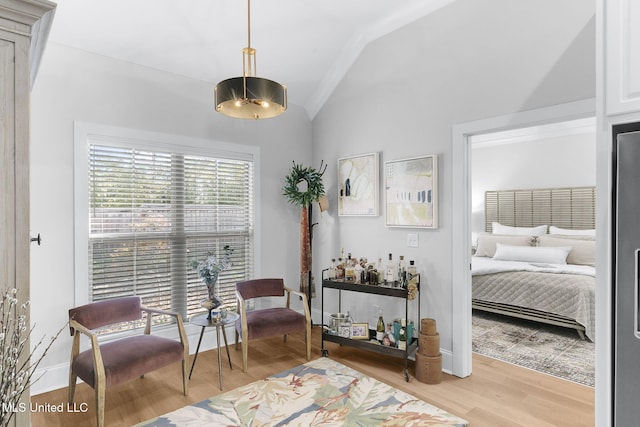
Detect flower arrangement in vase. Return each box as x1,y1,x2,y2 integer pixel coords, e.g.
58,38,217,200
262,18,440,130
189,245,233,317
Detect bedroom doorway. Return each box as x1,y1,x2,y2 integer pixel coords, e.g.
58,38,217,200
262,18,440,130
468,118,596,386
450,99,596,378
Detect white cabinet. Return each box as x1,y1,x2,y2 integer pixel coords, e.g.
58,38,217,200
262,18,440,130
605,0,640,115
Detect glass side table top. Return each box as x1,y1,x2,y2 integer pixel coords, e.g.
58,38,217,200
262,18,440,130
190,311,239,327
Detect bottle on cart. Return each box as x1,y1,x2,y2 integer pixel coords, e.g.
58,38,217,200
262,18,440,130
345,253,355,281
376,258,385,285
354,260,364,284
336,258,345,280
385,253,396,285
407,260,417,285
397,255,407,287
376,308,385,342
398,319,407,350
328,259,337,279
384,323,396,347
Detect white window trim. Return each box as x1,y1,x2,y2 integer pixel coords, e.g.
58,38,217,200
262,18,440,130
73,121,261,308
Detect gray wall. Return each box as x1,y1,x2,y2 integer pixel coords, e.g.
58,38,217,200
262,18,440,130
29,43,311,392
311,0,595,367
471,132,596,235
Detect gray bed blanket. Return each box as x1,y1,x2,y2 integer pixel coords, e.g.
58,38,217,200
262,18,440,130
472,270,595,341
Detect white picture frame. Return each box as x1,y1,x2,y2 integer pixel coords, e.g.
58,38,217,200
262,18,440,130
384,155,438,229
337,152,379,216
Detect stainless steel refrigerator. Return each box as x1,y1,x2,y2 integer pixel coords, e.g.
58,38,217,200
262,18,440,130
613,123,640,425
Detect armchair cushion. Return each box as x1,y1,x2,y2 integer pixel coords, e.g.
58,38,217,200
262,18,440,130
72,334,184,389
237,307,306,341
236,278,285,300
69,296,141,334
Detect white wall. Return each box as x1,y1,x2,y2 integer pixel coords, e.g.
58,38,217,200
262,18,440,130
29,43,311,393
471,132,596,234
311,0,595,372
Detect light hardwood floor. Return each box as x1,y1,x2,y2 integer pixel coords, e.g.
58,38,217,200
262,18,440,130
31,326,594,426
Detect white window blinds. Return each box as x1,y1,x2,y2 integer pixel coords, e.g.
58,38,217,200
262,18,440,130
87,143,254,324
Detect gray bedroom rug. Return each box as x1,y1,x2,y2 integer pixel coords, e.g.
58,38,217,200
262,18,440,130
472,310,595,387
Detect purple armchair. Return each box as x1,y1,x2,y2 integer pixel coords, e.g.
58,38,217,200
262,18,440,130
68,297,189,427
235,278,311,372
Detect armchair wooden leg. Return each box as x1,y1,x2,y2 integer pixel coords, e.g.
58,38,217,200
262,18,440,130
240,327,249,372
68,371,77,404
241,341,248,373
95,386,105,427
182,358,189,396
306,325,311,360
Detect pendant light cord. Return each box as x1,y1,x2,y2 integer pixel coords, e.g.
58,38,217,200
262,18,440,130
247,0,251,49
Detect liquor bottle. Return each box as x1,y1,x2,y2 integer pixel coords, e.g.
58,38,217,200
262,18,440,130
385,323,396,347
385,253,396,285
407,260,417,285
345,253,355,281
376,308,385,342
336,258,345,280
406,260,418,298
397,255,407,287
328,258,337,279
354,260,364,284
398,319,407,350
376,258,384,284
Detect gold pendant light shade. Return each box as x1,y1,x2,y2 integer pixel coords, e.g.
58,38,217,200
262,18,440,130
215,77,287,120
215,0,287,120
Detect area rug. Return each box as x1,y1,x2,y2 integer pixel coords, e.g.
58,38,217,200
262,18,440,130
136,357,468,426
472,310,595,387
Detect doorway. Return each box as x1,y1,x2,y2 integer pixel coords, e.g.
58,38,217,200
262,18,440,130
469,118,596,384
450,99,596,378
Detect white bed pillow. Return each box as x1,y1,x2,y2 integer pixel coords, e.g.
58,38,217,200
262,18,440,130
475,234,536,257
493,243,571,264
492,222,547,236
538,235,595,266
549,226,596,237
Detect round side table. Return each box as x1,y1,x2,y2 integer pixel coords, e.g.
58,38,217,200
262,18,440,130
189,311,239,390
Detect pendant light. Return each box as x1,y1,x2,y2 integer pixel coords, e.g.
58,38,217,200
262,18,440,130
214,0,287,119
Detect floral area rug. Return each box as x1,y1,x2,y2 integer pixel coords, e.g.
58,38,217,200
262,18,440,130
473,310,595,387
136,357,468,426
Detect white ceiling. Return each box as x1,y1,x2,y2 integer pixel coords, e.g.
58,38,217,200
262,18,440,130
46,0,453,118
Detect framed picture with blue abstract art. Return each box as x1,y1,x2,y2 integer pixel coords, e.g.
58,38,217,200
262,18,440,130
384,155,438,228
337,152,379,216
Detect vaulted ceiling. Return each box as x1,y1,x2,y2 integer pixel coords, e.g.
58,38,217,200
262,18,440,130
46,0,453,118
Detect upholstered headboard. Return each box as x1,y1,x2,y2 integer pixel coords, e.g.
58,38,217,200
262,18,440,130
484,186,596,233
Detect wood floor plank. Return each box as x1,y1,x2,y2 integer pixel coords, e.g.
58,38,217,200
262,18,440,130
30,326,594,426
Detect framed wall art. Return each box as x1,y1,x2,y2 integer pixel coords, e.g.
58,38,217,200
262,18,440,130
337,152,379,216
384,155,438,228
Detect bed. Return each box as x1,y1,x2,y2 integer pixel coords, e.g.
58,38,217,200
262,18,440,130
471,187,596,342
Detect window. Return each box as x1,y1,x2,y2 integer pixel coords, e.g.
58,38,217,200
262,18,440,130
75,123,258,329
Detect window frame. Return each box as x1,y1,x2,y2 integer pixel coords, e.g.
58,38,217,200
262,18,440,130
73,121,261,317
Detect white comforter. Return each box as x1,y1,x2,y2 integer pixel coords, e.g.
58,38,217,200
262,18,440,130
472,256,595,277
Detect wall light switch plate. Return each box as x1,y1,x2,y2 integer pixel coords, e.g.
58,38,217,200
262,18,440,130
407,233,418,247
